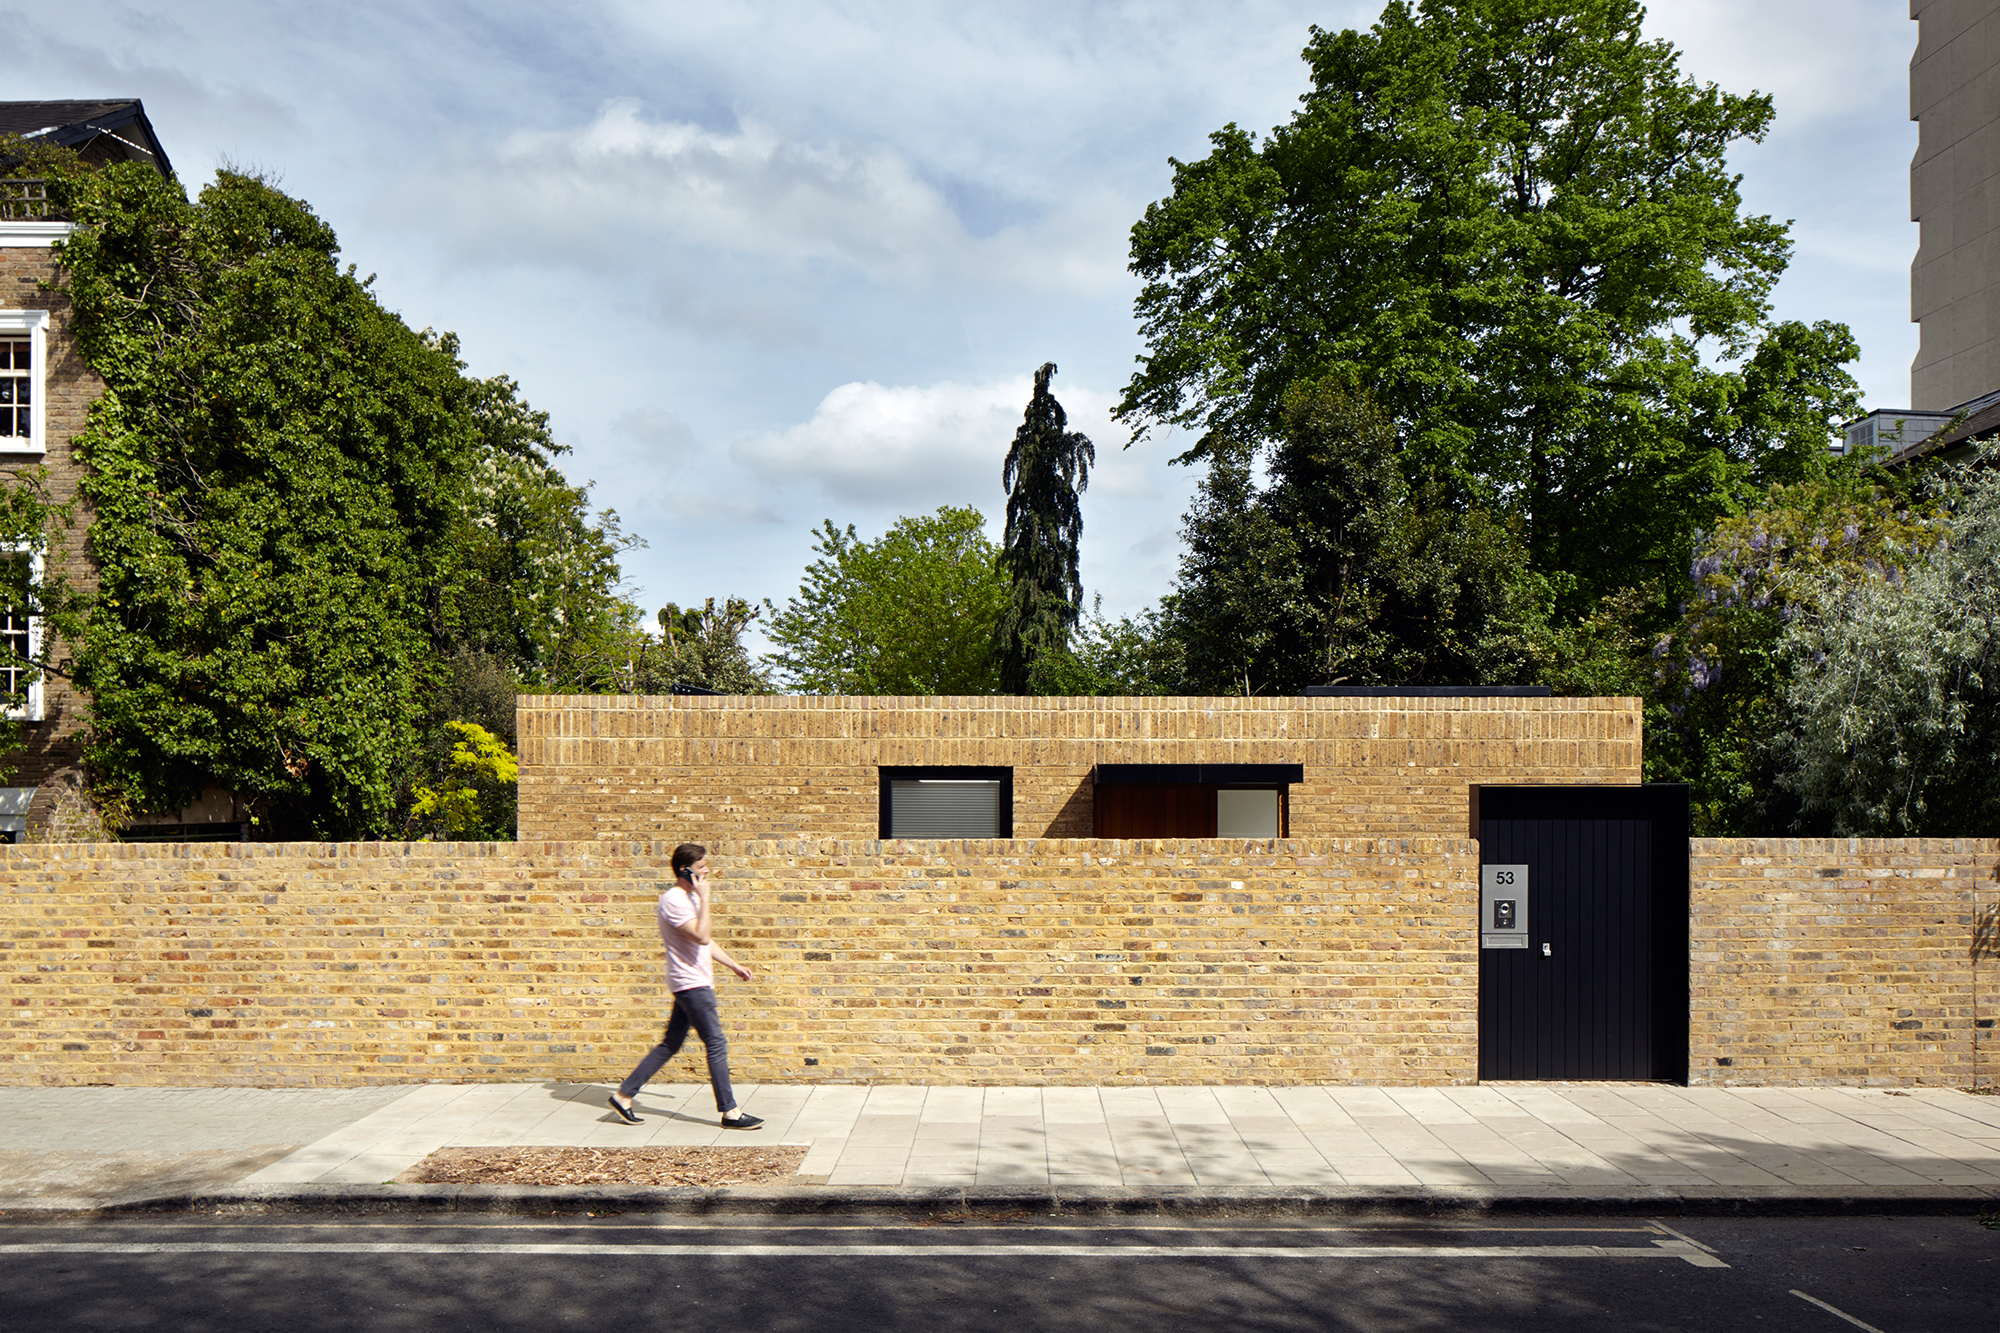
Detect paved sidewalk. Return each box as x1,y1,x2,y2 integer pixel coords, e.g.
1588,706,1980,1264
0,1085,410,1210
5,1081,1997,1215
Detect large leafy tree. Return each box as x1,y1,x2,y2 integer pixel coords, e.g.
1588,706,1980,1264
766,507,1006,695
1776,454,2000,836
1119,0,1858,610
447,374,640,692
995,363,1094,692
1170,383,1539,694
1648,467,1935,835
40,160,665,839
55,165,486,838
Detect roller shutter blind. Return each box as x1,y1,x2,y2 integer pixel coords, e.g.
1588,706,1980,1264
888,779,1004,837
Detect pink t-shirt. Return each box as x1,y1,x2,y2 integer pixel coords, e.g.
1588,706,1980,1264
656,884,713,992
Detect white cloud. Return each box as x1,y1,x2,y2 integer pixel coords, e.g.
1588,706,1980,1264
731,377,1022,513
730,371,1146,515
676,493,786,527
609,407,701,465
390,100,1130,299
1643,1,1910,129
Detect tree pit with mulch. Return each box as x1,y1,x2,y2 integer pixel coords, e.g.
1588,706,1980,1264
396,1146,807,1188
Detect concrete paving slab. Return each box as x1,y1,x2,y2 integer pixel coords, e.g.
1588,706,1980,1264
859,1086,928,1115
918,1088,985,1123
982,1087,1043,1116
1041,1088,1106,1123
1267,1087,1357,1128
1097,1087,1162,1117
10,1081,2000,1216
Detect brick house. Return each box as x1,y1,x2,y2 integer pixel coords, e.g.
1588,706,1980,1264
0,100,174,838
515,689,1645,844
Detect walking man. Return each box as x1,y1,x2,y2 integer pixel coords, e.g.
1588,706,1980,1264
608,843,763,1129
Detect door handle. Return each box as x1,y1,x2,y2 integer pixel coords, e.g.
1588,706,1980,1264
1541,942,1551,957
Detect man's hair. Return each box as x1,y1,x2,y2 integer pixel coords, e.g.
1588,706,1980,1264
671,843,707,879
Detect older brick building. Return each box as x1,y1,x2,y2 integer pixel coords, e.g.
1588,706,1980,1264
0,101,176,838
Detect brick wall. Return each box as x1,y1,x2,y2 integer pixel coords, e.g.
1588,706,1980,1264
0,837,1480,1088
517,694,1642,845
0,237,98,795
1690,839,1999,1088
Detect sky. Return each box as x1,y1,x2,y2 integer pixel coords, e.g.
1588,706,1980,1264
12,1,1923,650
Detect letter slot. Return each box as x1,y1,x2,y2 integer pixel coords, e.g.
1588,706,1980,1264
1480,865,1529,949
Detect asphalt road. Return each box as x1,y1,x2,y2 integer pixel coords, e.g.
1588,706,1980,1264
0,1211,1992,1332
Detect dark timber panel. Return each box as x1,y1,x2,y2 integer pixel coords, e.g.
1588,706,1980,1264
1093,784,1217,838
1475,785,1689,1083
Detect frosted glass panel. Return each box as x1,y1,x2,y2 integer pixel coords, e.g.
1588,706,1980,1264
1216,788,1279,837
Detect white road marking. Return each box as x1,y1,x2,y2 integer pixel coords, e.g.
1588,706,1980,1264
0,1240,1726,1266
1790,1289,1889,1333
1648,1220,1718,1254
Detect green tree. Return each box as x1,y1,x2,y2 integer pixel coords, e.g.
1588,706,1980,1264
1026,597,1186,696
1647,466,1934,834
646,598,771,694
447,375,642,692
1169,383,1540,694
1119,0,1858,610
408,720,518,841
995,362,1094,692
54,164,485,838
1775,455,1999,835
9,148,668,839
766,507,1006,695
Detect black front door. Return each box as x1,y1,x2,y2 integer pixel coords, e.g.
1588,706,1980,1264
1474,785,1689,1082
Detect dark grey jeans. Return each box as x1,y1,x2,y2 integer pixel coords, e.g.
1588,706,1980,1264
617,985,737,1113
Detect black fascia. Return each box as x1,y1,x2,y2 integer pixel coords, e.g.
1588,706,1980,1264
1092,763,1303,786
1305,685,1552,697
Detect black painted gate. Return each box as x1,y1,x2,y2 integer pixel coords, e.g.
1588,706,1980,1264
1473,785,1689,1083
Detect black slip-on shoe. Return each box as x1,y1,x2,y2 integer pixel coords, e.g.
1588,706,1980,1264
608,1095,642,1124
720,1112,764,1130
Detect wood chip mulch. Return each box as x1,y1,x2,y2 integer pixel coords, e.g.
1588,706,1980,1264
397,1145,808,1188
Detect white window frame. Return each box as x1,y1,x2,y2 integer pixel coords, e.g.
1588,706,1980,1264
0,307,49,456
0,547,44,722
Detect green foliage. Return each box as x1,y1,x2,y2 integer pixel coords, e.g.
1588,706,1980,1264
0,146,749,837
1025,597,1186,696
448,377,643,692
995,363,1094,692
1776,454,2000,835
1169,384,1541,694
54,164,483,838
409,720,518,841
1649,468,1936,833
766,507,1006,695
1118,0,1860,611
0,133,99,183
646,598,772,694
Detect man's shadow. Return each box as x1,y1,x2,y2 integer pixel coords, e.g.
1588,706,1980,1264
536,1080,716,1126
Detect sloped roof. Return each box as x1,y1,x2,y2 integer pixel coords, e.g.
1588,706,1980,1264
0,99,172,178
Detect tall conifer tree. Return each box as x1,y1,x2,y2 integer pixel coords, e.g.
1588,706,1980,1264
996,363,1094,692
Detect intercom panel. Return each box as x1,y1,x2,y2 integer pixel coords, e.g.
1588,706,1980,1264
1480,864,1529,949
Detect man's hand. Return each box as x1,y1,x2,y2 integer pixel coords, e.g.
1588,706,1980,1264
728,960,754,982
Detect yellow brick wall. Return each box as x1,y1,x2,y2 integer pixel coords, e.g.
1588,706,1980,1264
1690,839,1999,1088
0,837,1481,1088
517,694,1643,844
